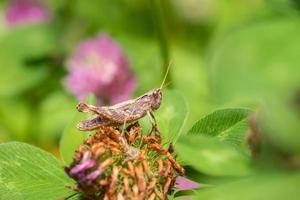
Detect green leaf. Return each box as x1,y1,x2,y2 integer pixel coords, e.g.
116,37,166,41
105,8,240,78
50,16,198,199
176,135,250,176
59,112,86,165
196,172,300,200
188,108,249,136
208,18,300,155
156,89,189,145
174,190,198,198
188,108,250,148
0,142,74,200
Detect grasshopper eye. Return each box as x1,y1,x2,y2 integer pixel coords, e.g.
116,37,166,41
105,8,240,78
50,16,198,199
153,89,162,99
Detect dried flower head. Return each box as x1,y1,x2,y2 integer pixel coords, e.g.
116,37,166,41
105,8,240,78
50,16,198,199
64,34,136,105
5,0,50,27
65,123,184,200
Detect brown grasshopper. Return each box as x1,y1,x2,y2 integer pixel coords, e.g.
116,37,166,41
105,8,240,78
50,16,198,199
76,63,171,132
76,88,162,130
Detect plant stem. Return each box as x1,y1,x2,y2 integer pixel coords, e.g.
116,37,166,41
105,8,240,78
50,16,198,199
150,0,172,87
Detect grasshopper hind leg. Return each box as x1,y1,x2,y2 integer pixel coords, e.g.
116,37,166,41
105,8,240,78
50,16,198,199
76,102,100,115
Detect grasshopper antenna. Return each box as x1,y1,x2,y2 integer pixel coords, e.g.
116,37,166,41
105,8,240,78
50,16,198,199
159,61,172,89
161,81,172,90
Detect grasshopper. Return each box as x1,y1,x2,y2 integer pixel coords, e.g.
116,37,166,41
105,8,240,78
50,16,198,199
76,88,162,131
76,63,171,132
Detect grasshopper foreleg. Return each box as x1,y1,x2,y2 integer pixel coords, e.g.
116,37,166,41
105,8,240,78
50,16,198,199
147,111,161,142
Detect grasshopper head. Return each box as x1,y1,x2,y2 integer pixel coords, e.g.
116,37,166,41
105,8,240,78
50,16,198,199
150,88,162,110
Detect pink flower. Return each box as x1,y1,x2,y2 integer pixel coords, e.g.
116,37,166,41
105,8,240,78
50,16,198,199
68,152,103,185
64,33,136,105
176,176,200,190
5,0,50,27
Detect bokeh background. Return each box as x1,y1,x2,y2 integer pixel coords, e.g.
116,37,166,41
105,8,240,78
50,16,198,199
1,1,300,198
0,0,300,153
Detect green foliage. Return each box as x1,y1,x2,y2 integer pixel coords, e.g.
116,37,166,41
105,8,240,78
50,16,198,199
267,0,300,15
156,90,188,144
0,1,300,199
60,94,95,164
140,89,188,145
0,142,73,200
0,99,31,140
176,135,250,176
196,171,300,200
0,25,56,97
37,92,76,146
1,25,56,58
188,108,250,150
176,108,251,176
208,16,300,157
188,108,249,136
174,189,198,198
214,0,269,33
59,112,86,165
0,60,46,97
209,18,300,105
259,100,300,154
116,35,161,93
171,45,210,130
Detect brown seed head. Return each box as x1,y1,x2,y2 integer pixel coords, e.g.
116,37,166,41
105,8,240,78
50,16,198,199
65,123,184,199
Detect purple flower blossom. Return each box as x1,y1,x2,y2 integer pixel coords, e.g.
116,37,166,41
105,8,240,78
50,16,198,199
68,151,104,185
5,0,50,27
64,33,136,105
176,176,200,190
85,169,103,181
69,152,95,176
69,160,95,176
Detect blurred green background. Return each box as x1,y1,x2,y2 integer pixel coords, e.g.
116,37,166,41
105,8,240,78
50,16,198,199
1,0,300,199
0,0,299,154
